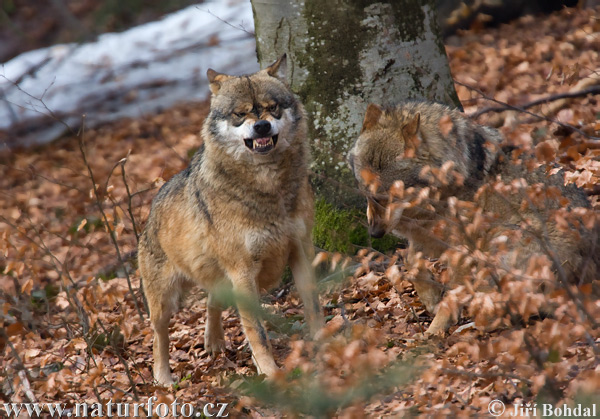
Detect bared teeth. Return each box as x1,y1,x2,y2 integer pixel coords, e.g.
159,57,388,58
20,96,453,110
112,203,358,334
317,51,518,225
253,137,274,149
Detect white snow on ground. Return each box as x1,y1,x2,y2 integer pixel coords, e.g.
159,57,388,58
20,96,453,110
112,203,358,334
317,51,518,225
0,0,256,147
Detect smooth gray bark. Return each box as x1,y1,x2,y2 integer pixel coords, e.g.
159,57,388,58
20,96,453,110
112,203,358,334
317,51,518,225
251,0,460,207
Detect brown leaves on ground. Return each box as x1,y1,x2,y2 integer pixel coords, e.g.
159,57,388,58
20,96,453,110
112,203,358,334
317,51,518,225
1,5,600,417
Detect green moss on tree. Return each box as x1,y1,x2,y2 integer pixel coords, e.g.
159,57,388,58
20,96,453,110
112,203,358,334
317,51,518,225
297,1,370,116
295,1,375,207
389,0,427,42
312,198,402,254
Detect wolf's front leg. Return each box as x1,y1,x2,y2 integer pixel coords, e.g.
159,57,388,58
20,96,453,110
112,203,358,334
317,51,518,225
412,269,453,336
289,238,324,337
205,291,226,354
406,245,452,336
230,272,278,377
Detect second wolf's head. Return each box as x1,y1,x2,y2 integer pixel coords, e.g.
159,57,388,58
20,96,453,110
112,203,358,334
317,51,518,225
202,54,304,164
347,102,501,238
347,102,430,238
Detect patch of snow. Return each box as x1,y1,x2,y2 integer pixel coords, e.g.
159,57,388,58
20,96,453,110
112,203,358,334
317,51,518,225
0,0,256,147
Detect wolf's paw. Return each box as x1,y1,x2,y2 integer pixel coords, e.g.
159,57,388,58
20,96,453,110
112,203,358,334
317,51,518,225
204,332,226,355
253,356,279,378
422,327,446,338
154,371,175,387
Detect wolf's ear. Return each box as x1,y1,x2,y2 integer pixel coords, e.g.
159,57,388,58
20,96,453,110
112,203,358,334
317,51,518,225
207,69,233,95
265,54,287,80
361,103,384,133
402,113,420,137
401,113,421,157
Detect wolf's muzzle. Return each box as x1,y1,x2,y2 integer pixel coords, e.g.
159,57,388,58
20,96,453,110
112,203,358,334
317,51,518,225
244,119,278,154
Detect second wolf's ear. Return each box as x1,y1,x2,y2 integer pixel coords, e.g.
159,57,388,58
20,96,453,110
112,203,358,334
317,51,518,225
361,103,384,133
207,69,233,95
402,113,420,137
265,54,287,81
401,113,421,157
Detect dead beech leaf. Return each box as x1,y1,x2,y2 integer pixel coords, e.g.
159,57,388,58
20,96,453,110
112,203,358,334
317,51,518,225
575,169,593,188
312,251,328,267
360,167,380,190
21,278,33,294
565,62,580,85
580,283,593,295
403,143,417,159
557,108,574,124
25,348,41,360
330,252,342,271
6,322,25,337
535,141,556,163
390,180,404,198
439,115,453,137
55,292,70,310
77,218,87,232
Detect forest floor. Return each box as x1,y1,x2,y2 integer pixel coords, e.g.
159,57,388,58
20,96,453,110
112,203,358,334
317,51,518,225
1,5,599,418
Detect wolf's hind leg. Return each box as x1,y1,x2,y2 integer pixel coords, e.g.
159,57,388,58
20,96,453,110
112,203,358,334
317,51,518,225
145,270,180,386
204,291,225,354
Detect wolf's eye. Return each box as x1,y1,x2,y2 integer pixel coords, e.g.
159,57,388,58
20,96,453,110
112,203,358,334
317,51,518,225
267,104,278,113
234,111,247,118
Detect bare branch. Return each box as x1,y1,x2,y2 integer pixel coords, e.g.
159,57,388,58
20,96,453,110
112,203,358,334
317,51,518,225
77,119,146,321
454,80,600,140
199,8,255,35
470,85,600,119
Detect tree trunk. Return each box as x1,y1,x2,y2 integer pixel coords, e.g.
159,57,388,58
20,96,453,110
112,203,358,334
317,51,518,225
251,0,460,208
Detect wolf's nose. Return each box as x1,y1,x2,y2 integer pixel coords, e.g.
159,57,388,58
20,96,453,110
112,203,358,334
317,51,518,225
254,120,272,136
368,225,386,239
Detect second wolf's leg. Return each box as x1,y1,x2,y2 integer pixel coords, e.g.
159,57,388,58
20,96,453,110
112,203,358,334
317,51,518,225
204,291,225,354
289,238,324,337
406,245,453,336
413,269,454,336
229,269,278,377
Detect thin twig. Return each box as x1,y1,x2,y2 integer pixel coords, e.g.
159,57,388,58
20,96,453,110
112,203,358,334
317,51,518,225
18,370,37,403
77,120,146,321
470,85,600,119
440,368,533,386
120,152,140,244
200,8,255,35
0,327,30,376
96,318,141,400
454,80,600,140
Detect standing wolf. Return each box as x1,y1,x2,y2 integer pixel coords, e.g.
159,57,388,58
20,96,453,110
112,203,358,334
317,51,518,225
348,101,597,336
138,55,324,385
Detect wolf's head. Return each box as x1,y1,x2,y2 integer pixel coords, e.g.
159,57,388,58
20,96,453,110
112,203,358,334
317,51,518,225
203,55,302,163
347,103,424,238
